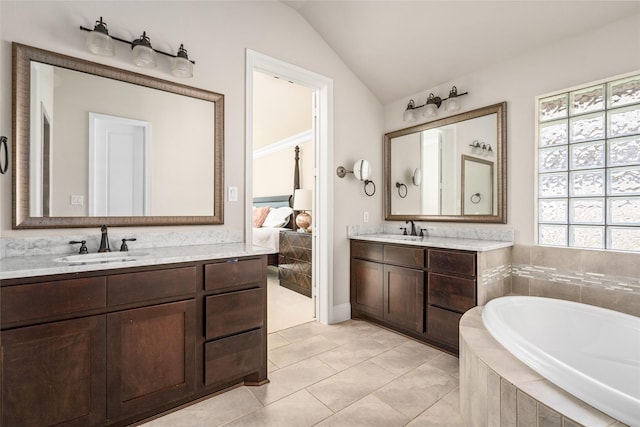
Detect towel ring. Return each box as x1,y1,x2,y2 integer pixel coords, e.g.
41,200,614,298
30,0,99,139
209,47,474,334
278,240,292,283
395,182,407,198
364,180,376,197
0,136,8,175
470,193,481,204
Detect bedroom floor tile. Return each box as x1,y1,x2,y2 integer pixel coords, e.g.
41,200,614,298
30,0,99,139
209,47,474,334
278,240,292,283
140,320,464,427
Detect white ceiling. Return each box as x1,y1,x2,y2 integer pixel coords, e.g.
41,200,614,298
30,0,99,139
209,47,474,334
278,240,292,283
284,1,640,104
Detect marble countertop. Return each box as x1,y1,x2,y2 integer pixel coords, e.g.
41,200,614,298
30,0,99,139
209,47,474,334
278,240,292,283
349,234,513,252
0,243,274,281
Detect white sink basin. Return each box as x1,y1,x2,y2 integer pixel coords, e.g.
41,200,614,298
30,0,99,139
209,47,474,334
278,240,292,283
54,252,149,264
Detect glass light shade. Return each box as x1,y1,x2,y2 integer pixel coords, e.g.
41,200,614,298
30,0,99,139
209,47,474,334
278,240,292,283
445,97,461,112
132,44,157,68
86,30,115,56
353,159,371,181
423,103,438,116
171,56,193,78
403,108,417,122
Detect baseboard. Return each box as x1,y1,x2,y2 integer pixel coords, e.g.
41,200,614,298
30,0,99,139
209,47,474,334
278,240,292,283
330,303,351,324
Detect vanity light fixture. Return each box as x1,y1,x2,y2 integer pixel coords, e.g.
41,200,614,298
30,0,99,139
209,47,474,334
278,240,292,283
469,140,493,156
80,17,196,77
402,86,468,122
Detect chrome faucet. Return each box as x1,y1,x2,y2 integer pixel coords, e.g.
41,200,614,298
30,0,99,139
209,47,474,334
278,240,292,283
98,225,111,252
406,220,417,236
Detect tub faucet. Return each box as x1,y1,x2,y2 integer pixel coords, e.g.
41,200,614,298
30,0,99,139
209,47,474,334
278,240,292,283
406,220,417,236
98,225,111,252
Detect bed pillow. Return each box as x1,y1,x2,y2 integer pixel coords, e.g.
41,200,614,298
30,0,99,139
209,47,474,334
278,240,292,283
262,206,294,228
252,206,271,228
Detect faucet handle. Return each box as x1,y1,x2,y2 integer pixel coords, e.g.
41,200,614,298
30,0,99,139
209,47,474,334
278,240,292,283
399,226,407,235
419,228,428,237
69,240,88,254
120,238,137,252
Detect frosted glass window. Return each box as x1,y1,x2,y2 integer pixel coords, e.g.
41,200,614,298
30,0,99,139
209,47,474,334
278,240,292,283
538,72,640,253
539,199,567,223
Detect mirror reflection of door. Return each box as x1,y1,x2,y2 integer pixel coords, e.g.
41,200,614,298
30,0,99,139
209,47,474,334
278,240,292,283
462,155,493,215
89,113,149,216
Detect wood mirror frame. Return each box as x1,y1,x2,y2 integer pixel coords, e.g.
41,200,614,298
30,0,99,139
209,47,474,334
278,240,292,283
384,102,507,223
12,43,224,228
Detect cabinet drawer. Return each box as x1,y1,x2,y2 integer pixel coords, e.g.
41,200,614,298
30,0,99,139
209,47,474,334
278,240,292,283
428,249,476,277
1,277,106,325
428,273,476,313
204,329,263,386
384,245,424,269
108,267,196,306
205,258,263,291
351,241,383,262
205,288,264,340
427,306,462,350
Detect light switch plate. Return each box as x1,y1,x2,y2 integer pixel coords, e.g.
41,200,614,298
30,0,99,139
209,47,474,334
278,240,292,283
228,186,238,202
71,195,84,206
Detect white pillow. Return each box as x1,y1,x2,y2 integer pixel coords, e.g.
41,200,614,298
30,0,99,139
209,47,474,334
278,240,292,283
262,206,293,228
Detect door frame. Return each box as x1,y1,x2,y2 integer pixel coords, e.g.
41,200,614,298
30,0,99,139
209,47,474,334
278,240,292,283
245,50,334,325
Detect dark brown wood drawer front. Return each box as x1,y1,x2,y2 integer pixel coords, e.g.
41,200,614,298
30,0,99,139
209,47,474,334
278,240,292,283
428,273,476,313
1,277,106,325
204,329,262,386
205,258,263,291
205,288,264,340
384,245,424,269
107,266,196,307
427,306,462,350
428,249,476,277
351,241,383,262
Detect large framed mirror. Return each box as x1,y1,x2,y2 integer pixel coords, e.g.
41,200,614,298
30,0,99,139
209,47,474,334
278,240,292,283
384,102,506,223
12,43,224,228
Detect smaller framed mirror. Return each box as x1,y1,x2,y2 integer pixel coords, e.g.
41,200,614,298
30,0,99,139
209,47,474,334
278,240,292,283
384,102,506,223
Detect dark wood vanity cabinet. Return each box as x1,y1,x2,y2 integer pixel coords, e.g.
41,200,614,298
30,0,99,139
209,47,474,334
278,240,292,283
0,255,267,427
350,242,425,334
350,240,476,353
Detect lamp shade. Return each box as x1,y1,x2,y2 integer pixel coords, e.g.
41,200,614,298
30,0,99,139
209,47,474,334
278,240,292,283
132,32,157,68
171,44,193,78
293,189,312,211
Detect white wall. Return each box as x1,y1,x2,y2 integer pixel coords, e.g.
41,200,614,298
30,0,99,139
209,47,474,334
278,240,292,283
384,12,640,246
0,1,384,311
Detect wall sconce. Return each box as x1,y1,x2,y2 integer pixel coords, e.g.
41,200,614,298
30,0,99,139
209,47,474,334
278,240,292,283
337,159,376,196
412,168,422,186
469,140,493,156
402,86,468,122
80,17,195,78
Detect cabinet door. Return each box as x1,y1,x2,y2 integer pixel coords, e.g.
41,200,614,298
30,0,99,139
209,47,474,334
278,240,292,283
350,258,384,317
383,265,424,332
107,300,195,420
1,316,106,427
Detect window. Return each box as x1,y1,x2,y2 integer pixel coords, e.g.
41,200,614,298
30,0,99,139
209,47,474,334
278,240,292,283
536,73,640,252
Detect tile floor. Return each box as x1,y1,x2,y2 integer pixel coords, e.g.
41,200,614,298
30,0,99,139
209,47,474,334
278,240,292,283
141,319,463,426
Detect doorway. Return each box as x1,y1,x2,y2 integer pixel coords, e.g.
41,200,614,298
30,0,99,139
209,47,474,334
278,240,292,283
246,50,334,328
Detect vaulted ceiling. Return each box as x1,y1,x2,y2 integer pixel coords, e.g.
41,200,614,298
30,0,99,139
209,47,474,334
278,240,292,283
284,1,640,104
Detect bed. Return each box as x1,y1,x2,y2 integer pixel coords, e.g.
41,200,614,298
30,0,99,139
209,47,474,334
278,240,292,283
252,146,301,266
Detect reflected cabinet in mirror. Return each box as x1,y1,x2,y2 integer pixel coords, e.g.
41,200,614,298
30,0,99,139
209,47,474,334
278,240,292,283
384,102,506,223
12,43,224,228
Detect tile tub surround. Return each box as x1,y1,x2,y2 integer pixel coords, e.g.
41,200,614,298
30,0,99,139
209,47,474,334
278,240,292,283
511,245,640,317
459,307,625,427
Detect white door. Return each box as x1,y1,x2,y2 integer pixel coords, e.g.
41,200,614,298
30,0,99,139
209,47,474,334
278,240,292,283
89,113,149,216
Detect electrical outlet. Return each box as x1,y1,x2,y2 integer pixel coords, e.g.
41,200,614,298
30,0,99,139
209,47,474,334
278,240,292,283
228,186,238,202
70,195,84,206
363,211,369,223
